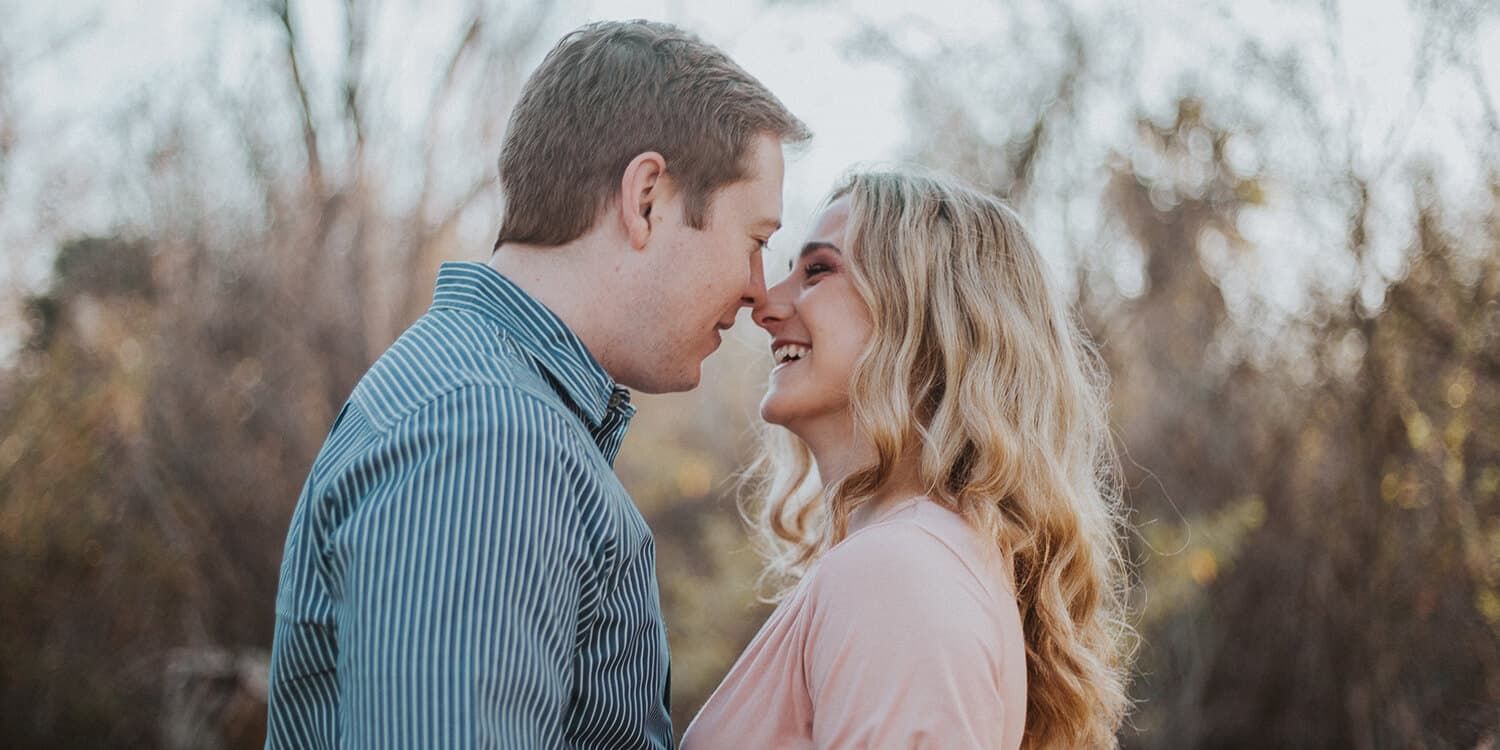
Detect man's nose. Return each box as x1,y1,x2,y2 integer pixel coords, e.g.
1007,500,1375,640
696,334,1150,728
740,253,769,309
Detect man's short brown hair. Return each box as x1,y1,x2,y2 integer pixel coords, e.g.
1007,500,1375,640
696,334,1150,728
495,20,811,247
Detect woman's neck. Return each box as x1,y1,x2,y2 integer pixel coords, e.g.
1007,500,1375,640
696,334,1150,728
796,414,928,534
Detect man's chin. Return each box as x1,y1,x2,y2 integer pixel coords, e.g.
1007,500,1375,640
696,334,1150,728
628,367,701,395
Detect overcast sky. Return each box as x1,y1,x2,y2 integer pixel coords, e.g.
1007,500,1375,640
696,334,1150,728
2,0,1498,362
2,0,925,286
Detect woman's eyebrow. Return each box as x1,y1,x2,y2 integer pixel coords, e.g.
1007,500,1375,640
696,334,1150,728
798,241,842,259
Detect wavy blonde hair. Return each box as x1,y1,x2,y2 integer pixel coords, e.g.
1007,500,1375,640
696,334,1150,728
745,167,1133,748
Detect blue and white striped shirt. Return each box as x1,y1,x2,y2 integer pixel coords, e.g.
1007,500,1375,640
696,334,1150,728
267,262,673,749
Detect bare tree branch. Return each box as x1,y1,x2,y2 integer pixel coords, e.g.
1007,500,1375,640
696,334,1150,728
411,8,486,242
1387,272,1500,381
427,12,484,132
268,0,325,197
341,0,370,161
399,175,496,324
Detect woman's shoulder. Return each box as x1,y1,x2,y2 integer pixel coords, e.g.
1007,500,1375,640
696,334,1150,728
821,499,989,569
808,499,1010,610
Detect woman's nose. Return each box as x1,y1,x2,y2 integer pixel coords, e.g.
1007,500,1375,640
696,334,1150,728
752,276,795,331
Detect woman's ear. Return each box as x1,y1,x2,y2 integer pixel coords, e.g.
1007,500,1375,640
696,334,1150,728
619,151,668,250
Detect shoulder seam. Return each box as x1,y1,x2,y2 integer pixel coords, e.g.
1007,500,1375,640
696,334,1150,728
357,380,591,451
827,518,997,596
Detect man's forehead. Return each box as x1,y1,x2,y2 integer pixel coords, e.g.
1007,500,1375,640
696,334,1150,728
703,177,779,229
721,176,783,228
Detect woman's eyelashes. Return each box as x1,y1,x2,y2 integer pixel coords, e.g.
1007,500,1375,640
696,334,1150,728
782,252,837,282
802,260,833,282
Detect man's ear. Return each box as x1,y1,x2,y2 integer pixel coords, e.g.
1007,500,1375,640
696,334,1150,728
619,151,668,251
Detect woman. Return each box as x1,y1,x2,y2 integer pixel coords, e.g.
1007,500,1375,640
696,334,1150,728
681,168,1134,749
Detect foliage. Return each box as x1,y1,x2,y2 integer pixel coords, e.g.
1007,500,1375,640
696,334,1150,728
2,1,1498,747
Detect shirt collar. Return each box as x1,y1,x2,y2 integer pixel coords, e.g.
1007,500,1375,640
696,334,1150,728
429,261,632,428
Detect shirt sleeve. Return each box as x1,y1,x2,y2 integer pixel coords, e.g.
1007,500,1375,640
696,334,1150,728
328,385,599,749
802,522,1016,749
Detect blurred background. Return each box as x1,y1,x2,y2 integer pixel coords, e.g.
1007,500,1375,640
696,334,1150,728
2,0,1498,747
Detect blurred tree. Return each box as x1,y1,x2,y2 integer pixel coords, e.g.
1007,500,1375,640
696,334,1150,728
1,235,176,747
0,0,560,745
1185,192,1500,747
4,0,1499,747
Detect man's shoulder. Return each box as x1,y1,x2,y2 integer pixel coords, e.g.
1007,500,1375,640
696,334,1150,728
351,308,565,433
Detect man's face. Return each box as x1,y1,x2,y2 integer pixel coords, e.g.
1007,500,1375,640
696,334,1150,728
631,133,785,393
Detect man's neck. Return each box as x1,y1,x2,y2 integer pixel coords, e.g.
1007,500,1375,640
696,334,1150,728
488,241,632,382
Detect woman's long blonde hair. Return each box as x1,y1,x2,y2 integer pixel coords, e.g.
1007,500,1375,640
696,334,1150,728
745,168,1133,748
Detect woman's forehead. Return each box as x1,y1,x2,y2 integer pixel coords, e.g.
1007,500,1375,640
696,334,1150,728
807,196,852,245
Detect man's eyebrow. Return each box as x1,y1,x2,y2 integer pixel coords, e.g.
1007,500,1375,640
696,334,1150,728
753,218,783,232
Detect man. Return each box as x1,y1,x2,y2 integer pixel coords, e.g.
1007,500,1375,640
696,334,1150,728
265,20,809,748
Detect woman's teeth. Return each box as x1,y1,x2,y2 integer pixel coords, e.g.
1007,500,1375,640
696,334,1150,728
774,344,810,364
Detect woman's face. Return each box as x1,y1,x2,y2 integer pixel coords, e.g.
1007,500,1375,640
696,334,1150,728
754,196,874,431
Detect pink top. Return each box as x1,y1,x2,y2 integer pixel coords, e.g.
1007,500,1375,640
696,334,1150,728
681,499,1027,749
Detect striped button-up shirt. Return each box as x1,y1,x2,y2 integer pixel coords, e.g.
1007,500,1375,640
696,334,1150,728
267,262,672,749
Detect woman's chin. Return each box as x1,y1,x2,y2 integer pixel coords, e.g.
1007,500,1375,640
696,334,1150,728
758,393,797,428
758,401,786,427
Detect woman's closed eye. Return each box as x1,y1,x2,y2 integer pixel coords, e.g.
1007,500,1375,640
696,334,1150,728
803,262,833,281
